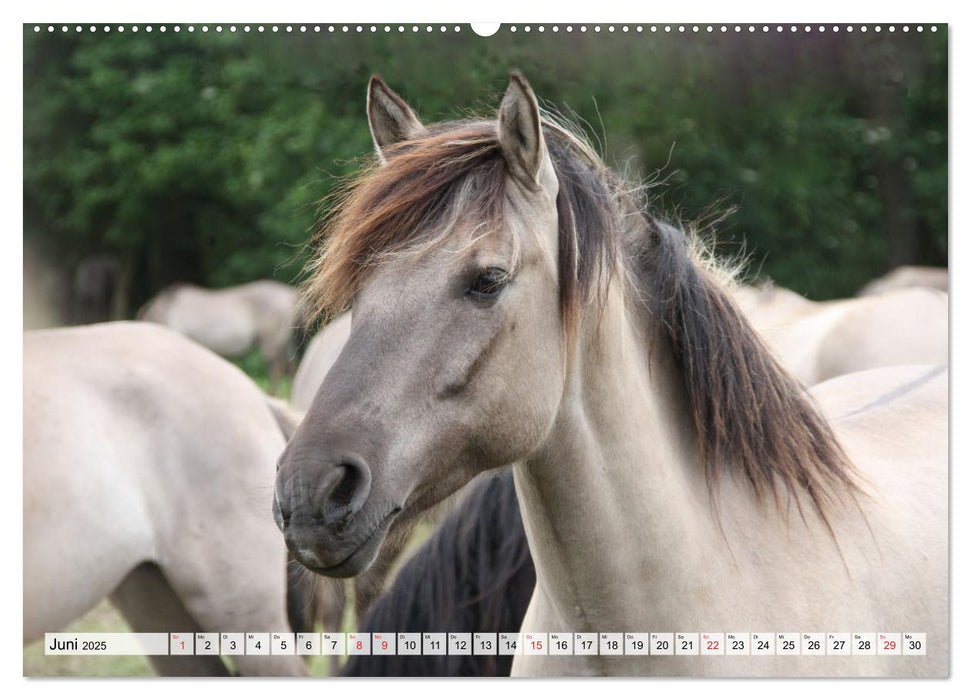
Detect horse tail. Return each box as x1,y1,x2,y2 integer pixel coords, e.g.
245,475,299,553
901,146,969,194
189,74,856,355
341,470,536,677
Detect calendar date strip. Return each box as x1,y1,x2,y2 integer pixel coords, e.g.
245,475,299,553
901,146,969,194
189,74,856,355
45,632,927,656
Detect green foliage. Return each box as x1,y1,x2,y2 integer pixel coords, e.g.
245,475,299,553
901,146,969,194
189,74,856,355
24,28,947,304
232,348,292,399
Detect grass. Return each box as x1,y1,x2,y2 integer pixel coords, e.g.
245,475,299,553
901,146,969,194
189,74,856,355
23,601,342,677
24,601,155,677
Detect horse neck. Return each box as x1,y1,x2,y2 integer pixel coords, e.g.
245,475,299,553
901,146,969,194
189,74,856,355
514,278,723,631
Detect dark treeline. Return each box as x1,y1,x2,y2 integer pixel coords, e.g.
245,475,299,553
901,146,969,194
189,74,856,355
23,26,947,320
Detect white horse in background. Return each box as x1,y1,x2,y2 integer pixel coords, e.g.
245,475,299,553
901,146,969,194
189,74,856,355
24,322,306,676
732,284,947,386
138,280,298,393
291,313,352,412
857,265,947,296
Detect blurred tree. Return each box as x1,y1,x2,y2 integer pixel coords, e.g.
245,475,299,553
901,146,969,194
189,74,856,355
23,27,947,313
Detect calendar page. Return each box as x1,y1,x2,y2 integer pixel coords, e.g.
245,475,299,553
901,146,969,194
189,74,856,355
21,7,950,682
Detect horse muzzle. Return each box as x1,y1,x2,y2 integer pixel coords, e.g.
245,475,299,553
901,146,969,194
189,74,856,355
273,450,398,577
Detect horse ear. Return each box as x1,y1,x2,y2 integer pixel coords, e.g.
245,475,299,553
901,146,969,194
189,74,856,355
367,76,424,163
498,72,556,193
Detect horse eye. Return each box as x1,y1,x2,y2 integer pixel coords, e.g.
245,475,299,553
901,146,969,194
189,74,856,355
467,267,509,300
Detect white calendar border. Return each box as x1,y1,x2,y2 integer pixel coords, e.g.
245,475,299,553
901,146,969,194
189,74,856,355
7,1,965,699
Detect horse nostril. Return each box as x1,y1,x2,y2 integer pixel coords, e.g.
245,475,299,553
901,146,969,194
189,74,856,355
329,464,361,508
320,458,372,524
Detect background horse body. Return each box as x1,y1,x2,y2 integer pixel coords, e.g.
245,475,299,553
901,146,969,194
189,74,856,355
24,322,306,676
857,265,948,296
275,76,947,677
732,284,948,385
138,280,298,392
291,312,352,412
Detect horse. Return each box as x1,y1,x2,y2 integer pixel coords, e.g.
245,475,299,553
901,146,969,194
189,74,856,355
291,311,468,627
336,283,946,675
274,74,947,676
731,283,948,386
24,322,307,676
137,280,298,394
295,275,944,671
342,470,535,677
857,265,948,296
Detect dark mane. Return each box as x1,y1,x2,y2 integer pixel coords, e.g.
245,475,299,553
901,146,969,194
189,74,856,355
304,115,860,523
341,471,534,677
642,221,860,525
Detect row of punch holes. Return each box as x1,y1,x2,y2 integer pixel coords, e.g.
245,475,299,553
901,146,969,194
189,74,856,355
33,25,941,36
